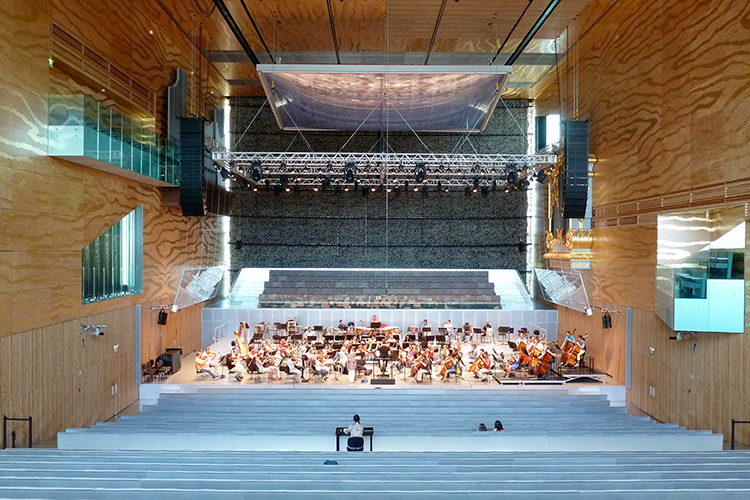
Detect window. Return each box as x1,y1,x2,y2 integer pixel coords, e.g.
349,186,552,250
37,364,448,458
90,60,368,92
82,205,143,303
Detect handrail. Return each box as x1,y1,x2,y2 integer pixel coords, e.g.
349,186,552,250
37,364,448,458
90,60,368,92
2,416,32,449
731,419,750,450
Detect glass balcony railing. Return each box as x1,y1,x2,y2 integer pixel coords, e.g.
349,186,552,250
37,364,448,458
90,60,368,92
48,95,179,185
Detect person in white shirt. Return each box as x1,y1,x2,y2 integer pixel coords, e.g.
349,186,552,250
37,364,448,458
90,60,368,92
345,414,364,437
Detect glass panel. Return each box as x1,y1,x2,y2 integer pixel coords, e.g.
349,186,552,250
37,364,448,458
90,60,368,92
82,205,143,304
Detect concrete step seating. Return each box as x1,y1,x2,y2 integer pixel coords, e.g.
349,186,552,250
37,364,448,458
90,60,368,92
57,388,722,452
1,449,750,499
260,270,501,308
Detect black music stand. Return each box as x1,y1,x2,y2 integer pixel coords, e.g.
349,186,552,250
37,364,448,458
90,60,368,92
370,322,381,329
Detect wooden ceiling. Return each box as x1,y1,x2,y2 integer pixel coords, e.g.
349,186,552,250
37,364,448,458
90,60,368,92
196,0,592,97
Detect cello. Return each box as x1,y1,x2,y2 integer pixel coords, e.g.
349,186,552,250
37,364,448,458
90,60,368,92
470,356,485,375
412,354,426,377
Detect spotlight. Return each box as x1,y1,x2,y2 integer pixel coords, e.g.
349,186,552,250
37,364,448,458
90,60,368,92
437,180,442,191
345,162,356,183
464,186,472,197
481,186,489,197
362,186,368,196
219,168,230,181
421,184,428,196
404,180,410,192
507,169,517,184
251,160,262,182
280,175,289,187
536,170,547,183
517,179,530,190
415,163,426,183
491,179,497,192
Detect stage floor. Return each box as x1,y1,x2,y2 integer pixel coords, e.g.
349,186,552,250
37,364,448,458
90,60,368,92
151,340,613,388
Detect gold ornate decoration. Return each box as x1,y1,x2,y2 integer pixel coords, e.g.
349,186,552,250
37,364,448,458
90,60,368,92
565,227,593,249
545,228,565,251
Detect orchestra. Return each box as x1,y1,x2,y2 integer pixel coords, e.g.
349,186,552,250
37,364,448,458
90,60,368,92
186,319,592,386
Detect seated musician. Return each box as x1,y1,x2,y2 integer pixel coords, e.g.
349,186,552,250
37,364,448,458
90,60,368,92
504,351,521,378
386,332,398,346
415,352,432,383
576,335,587,366
441,350,459,383
463,322,473,342
312,354,329,381
482,321,493,337
338,319,347,330
422,319,431,329
477,350,493,382
467,343,479,362
195,350,222,379
285,355,302,382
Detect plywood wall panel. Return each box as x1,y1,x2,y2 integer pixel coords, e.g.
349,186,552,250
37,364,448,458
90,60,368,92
535,0,750,445
0,0,52,95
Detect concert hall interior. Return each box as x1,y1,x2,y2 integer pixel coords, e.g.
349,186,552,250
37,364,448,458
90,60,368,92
3,0,750,497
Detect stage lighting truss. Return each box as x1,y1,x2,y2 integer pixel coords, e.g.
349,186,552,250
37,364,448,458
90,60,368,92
212,152,558,191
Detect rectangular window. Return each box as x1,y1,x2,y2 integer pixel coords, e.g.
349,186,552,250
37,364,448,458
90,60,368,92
82,205,143,303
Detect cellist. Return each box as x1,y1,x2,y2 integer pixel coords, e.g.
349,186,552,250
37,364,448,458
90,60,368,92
476,350,493,381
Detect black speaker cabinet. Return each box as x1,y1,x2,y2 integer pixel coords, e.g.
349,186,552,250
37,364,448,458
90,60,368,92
157,311,168,325
561,120,589,219
179,118,206,216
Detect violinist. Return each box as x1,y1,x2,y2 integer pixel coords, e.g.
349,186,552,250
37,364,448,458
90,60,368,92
467,343,479,363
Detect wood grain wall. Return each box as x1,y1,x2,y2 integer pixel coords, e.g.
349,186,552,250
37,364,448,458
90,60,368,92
535,0,750,445
0,0,226,444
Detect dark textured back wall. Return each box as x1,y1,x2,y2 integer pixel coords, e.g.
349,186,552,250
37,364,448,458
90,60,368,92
229,97,531,276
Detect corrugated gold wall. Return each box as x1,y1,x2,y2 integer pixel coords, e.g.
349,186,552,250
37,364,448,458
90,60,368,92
536,0,750,445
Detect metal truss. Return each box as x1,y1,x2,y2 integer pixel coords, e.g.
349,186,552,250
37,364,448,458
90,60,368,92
212,151,558,190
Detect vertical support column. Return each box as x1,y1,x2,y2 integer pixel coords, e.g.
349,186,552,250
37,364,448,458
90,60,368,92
626,307,632,389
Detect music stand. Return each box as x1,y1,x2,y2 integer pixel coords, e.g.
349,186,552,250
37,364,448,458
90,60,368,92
370,322,381,329
507,341,518,351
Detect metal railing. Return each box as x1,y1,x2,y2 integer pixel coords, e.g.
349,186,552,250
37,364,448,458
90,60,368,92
731,419,750,450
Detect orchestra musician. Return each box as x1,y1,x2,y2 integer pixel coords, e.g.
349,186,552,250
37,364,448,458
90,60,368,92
462,322,473,342
576,335,587,366
415,352,432,383
476,350,493,381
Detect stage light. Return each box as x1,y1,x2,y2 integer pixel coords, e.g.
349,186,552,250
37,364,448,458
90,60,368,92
481,186,489,197
345,162,356,183
464,186,472,197
437,180,442,191
251,160,262,182
415,163,426,183
507,168,517,184
536,170,547,183
421,184,428,196
219,168,230,181
404,180,410,192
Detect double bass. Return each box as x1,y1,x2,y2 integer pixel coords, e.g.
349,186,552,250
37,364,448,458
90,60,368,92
533,351,554,376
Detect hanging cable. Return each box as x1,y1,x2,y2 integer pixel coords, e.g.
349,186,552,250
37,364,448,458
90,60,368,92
489,0,533,65
232,98,268,150
389,103,430,152
338,100,384,152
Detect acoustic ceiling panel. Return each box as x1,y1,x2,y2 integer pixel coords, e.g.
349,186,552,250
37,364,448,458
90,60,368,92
257,64,512,132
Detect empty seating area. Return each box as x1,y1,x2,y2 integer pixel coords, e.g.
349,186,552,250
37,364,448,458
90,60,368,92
258,270,501,309
57,387,721,452
2,448,750,499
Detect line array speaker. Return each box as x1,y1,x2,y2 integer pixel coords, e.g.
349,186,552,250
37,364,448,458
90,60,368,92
561,120,589,219
179,118,206,216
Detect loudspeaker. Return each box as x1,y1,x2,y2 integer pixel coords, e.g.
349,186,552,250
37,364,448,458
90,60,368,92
179,118,206,216
157,311,168,325
602,313,612,329
561,120,589,219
